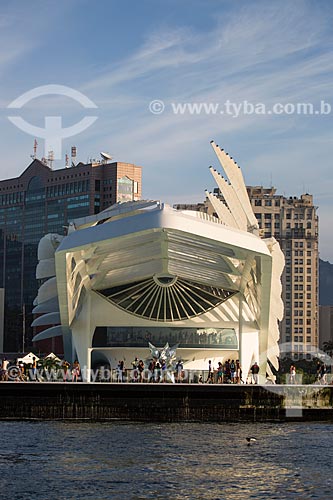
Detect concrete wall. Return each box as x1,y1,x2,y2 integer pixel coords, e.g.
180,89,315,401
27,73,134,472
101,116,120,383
0,384,332,422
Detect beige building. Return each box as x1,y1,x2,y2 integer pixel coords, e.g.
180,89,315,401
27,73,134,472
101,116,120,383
175,186,319,360
246,187,319,360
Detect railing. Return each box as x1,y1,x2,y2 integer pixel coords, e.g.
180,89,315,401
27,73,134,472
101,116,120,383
94,368,246,384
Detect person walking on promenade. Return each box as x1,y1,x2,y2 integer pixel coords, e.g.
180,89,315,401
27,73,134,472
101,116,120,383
1,357,9,381
320,364,327,384
236,360,242,384
148,359,155,382
131,357,139,382
72,360,81,382
250,362,260,384
161,359,167,383
206,360,212,383
62,360,71,382
117,360,124,382
217,362,223,384
230,359,236,383
289,364,296,384
31,357,38,381
138,360,145,382
154,361,161,383
224,359,231,383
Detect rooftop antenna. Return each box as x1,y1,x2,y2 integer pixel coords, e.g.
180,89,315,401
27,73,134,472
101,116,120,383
31,139,38,160
100,151,113,164
71,146,77,167
48,150,54,169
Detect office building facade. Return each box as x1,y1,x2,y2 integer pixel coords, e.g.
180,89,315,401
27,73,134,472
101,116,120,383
0,157,142,351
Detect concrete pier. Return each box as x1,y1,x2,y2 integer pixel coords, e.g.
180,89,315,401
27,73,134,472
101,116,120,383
0,383,332,422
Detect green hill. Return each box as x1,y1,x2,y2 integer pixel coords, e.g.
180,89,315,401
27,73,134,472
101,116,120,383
319,259,333,305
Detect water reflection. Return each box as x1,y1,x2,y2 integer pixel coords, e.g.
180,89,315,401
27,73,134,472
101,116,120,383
0,421,332,499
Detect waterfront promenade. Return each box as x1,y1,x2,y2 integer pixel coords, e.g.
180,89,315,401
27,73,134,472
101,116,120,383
0,382,332,422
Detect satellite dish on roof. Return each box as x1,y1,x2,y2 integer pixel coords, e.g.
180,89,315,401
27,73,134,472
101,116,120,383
100,152,113,162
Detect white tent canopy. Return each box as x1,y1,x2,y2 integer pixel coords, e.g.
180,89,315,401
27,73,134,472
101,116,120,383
44,352,61,362
17,352,40,364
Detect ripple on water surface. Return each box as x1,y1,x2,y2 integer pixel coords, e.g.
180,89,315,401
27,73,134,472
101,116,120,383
0,421,332,499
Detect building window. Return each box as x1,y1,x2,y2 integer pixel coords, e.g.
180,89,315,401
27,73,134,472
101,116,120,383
117,176,134,202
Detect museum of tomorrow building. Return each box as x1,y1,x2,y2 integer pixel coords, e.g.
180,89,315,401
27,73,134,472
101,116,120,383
32,141,284,382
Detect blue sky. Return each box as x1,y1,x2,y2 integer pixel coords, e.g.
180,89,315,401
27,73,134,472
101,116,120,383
0,0,332,260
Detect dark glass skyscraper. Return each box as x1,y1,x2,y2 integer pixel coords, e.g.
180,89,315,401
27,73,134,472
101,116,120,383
0,157,142,351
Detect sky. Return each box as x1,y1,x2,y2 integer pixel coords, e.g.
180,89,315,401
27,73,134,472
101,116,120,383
0,0,332,261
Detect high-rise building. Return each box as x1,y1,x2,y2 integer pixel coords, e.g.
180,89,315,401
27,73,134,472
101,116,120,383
174,186,319,359
246,187,319,359
0,156,142,351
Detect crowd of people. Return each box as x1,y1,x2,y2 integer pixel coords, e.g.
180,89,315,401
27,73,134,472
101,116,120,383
1,354,331,385
206,359,244,384
0,356,81,382
116,357,182,383
114,357,263,384
287,362,330,385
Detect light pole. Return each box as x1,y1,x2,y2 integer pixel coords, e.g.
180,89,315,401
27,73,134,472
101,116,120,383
22,303,25,353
